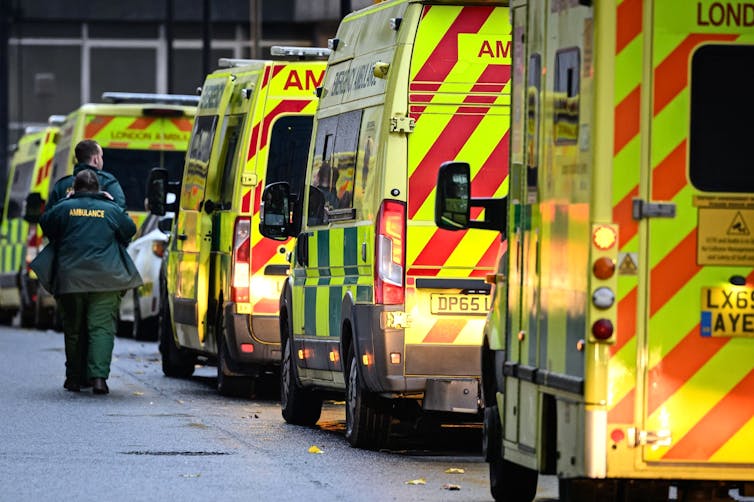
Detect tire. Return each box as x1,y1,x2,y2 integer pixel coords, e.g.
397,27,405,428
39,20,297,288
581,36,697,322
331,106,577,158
133,289,158,341
280,335,322,425
489,456,538,502
158,284,195,378
0,310,15,326
34,301,55,331
116,319,134,338
20,305,35,328
344,344,391,450
216,326,254,398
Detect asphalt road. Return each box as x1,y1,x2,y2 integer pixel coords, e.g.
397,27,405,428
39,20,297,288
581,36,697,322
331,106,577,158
0,326,559,502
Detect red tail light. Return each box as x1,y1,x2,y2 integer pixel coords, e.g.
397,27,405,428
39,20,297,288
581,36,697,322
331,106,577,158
375,200,406,305
231,217,251,304
152,240,166,258
25,227,41,267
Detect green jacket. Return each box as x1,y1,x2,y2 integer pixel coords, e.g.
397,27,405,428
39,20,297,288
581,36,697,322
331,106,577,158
47,163,126,210
38,192,142,295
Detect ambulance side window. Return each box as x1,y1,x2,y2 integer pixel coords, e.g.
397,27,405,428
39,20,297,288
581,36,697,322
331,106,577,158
218,114,245,204
527,53,542,188
308,116,337,226
266,115,314,199
181,115,218,211
553,47,580,145
7,160,34,219
690,44,754,192
332,110,361,211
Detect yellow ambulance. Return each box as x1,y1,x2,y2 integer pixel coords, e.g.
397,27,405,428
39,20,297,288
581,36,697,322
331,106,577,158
150,54,326,397
436,0,754,499
30,93,197,329
0,120,59,326
259,0,510,448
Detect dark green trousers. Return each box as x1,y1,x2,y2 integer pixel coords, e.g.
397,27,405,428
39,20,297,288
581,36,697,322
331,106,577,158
59,291,121,381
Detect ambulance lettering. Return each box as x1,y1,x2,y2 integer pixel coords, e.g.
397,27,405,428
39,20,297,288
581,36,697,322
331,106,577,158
478,39,511,59
458,34,512,64
111,130,153,141
330,62,378,97
697,2,754,27
283,69,325,91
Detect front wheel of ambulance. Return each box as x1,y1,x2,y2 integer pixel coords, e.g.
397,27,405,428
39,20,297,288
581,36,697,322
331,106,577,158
280,335,322,425
345,344,391,450
158,285,195,378
489,455,538,502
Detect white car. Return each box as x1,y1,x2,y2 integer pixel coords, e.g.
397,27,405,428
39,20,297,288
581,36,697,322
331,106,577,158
118,212,173,340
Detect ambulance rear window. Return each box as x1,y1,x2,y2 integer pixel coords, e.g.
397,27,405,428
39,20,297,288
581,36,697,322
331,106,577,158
690,44,754,193
103,148,186,211
7,160,34,219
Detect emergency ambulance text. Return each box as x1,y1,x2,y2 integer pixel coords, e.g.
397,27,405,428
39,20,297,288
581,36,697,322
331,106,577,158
69,208,105,218
330,62,378,97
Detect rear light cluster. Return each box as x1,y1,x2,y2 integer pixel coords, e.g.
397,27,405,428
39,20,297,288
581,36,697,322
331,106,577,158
25,227,42,267
589,225,618,343
231,217,251,304
375,200,406,305
151,240,166,258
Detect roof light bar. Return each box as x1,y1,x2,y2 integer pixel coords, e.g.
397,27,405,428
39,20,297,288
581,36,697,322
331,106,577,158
101,92,200,106
270,45,331,58
218,58,266,68
48,115,67,126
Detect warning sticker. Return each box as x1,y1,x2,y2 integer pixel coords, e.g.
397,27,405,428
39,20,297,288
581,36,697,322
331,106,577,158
698,208,754,266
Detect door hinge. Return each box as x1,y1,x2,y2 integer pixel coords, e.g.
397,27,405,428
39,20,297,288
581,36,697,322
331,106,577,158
390,115,415,133
632,198,676,220
626,427,672,447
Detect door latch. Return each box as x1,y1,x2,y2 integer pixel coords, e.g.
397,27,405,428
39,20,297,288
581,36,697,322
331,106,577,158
632,198,676,220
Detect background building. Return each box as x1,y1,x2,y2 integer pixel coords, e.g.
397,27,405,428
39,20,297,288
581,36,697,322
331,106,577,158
4,0,372,144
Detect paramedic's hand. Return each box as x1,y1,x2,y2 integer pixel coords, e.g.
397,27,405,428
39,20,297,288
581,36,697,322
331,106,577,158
101,191,113,200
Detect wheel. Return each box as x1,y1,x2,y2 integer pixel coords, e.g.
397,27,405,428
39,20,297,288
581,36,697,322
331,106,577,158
0,309,15,326
116,319,134,338
489,456,538,502
216,326,254,398
34,300,55,330
280,334,322,425
20,304,35,328
344,343,391,449
133,289,158,341
158,284,195,378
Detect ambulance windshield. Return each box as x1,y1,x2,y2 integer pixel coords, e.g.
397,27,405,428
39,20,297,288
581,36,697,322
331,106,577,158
102,148,186,212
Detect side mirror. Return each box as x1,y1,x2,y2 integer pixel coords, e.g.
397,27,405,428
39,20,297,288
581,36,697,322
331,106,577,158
146,167,169,216
24,192,44,224
435,161,471,230
259,182,293,241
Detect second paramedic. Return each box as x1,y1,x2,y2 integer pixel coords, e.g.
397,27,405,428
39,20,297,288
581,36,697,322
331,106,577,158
40,170,142,394
48,139,126,209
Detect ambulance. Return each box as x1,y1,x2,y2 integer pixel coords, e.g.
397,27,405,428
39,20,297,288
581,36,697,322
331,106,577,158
0,119,59,326
435,1,754,500
259,0,510,448
31,92,197,330
149,54,326,397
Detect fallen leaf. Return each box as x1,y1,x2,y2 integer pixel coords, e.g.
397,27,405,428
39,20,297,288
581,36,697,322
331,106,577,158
405,478,426,485
442,483,461,491
132,391,144,396
445,467,465,474
180,473,201,478
308,445,323,454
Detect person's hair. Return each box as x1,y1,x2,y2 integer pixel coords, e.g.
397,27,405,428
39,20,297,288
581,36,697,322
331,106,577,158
73,169,100,193
74,139,100,164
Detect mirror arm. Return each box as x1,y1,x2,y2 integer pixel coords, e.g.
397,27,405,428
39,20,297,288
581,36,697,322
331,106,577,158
468,197,507,234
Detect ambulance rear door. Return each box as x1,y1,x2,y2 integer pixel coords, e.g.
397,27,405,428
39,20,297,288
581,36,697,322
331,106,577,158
639,5,754,466
404,4,510,380
171,75,233,348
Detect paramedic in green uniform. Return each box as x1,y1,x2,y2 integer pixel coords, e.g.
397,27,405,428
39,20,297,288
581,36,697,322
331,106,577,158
40,170,142,394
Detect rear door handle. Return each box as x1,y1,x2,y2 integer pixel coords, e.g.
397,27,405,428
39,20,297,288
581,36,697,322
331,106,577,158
177,233,188,241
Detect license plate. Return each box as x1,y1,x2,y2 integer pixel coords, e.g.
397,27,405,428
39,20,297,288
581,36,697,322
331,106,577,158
701,286,754,337
430,294,490,315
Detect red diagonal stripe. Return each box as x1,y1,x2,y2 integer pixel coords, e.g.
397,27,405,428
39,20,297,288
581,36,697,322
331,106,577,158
260,100,310,148
652,140,686,199
252,183,263,215
613,186,639,248
422,319,467,343
614,85,641,155
650,230,700,316
663,368,754,460
172,118,194,132
261,65,272,89
411,230,466,270
611,287,637,356
616,0,642,54
247,121,261,161
251,238,283,275
408,113,486,218
412,6,495,84
471,239,502,276
272,64,285,81
472,130,509,198
253,298,279,314
647,326,729,416
609,388,635,423
84,116,114,139
128,117,156,130
654,34,738,116
241,190,252,213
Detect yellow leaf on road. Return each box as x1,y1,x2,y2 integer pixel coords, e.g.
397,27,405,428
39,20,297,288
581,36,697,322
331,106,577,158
308,445,323,454
405,478,426,485
445,467,465,474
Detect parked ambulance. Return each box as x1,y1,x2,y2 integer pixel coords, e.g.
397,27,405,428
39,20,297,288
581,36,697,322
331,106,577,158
149,53,326,397
259,0,511,448
0,119,59,326
436,1,754,500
